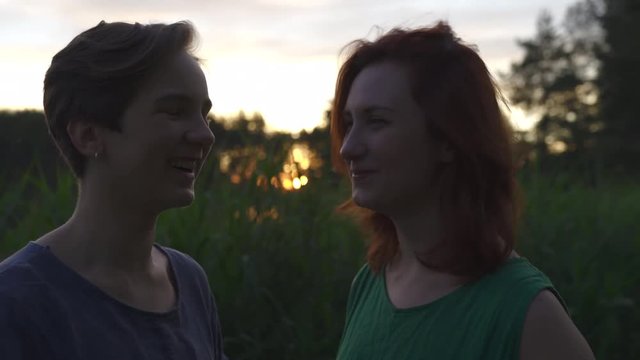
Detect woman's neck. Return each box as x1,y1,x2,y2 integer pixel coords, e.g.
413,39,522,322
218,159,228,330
37,182,159,276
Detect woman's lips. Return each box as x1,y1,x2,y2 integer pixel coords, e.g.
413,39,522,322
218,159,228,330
351,170,376,179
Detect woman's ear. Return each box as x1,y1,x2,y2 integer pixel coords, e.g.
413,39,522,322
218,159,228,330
67,120,103,158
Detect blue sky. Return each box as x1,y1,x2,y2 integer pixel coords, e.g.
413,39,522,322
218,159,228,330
0,0,578,132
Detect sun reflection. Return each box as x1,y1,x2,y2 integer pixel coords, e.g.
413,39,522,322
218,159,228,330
292,148,303,162
245,205,280,223
282,178,293,190
292,177,302,189
218,142,321,192
277,142,321,191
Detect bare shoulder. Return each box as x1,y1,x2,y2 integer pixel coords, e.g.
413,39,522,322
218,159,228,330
520,290,595,360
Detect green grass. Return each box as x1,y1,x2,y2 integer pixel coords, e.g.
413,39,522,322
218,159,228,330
1,157,638,359
516,173,640,359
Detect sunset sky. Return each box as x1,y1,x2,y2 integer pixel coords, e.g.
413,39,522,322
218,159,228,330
0,0,577,133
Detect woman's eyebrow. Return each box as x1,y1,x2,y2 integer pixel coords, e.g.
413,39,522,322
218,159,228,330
363,106,394,114
153,92,212,111
344,105,394,113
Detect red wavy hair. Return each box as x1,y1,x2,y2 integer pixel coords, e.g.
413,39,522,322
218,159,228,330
330,22,521,277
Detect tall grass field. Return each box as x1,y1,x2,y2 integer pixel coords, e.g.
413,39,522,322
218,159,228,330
1,151,638,359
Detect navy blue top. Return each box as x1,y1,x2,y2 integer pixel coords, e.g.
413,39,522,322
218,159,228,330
0,242,226,360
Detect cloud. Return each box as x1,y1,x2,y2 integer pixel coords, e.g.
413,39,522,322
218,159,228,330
1,0,578,131
2,0,574,61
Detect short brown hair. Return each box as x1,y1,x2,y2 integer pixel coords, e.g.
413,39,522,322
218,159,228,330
331,22,520,277
43,20,198,177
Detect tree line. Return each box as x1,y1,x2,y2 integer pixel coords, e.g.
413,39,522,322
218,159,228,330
504,0,639,179
2,0,638,184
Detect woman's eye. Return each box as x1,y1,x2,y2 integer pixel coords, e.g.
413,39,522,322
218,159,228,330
163,108,181,116
158,103,185,117
370,117,387,126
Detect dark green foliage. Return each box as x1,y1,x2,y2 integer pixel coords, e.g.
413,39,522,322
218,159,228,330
157,159,364,359
0,110,66,184
598,0,640,174
504,0,640,177
2,3,640,354
504,6,602,159
2,146,639,359
517,171,640,359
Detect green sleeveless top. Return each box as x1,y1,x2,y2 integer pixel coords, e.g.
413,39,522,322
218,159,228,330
336,257,565,360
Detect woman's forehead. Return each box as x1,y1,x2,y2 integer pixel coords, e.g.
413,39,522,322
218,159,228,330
345,62,412,111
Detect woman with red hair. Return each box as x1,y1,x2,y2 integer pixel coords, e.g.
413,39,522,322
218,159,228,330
332,22,594,359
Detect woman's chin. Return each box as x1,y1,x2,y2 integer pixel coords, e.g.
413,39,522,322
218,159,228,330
352,193,376,211
161,189,196,210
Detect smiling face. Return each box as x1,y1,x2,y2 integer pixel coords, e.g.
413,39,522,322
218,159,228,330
98,51,214,213
340,61,447,217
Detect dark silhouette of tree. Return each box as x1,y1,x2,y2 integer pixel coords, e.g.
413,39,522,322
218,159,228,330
598,0,640,174
210,111,269,149
504,6,603,160
505,0,640,178
1,108,335,190
0,110,65,182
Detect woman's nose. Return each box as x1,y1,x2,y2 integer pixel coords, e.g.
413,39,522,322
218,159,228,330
185,120,215,149
339,127,365,162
